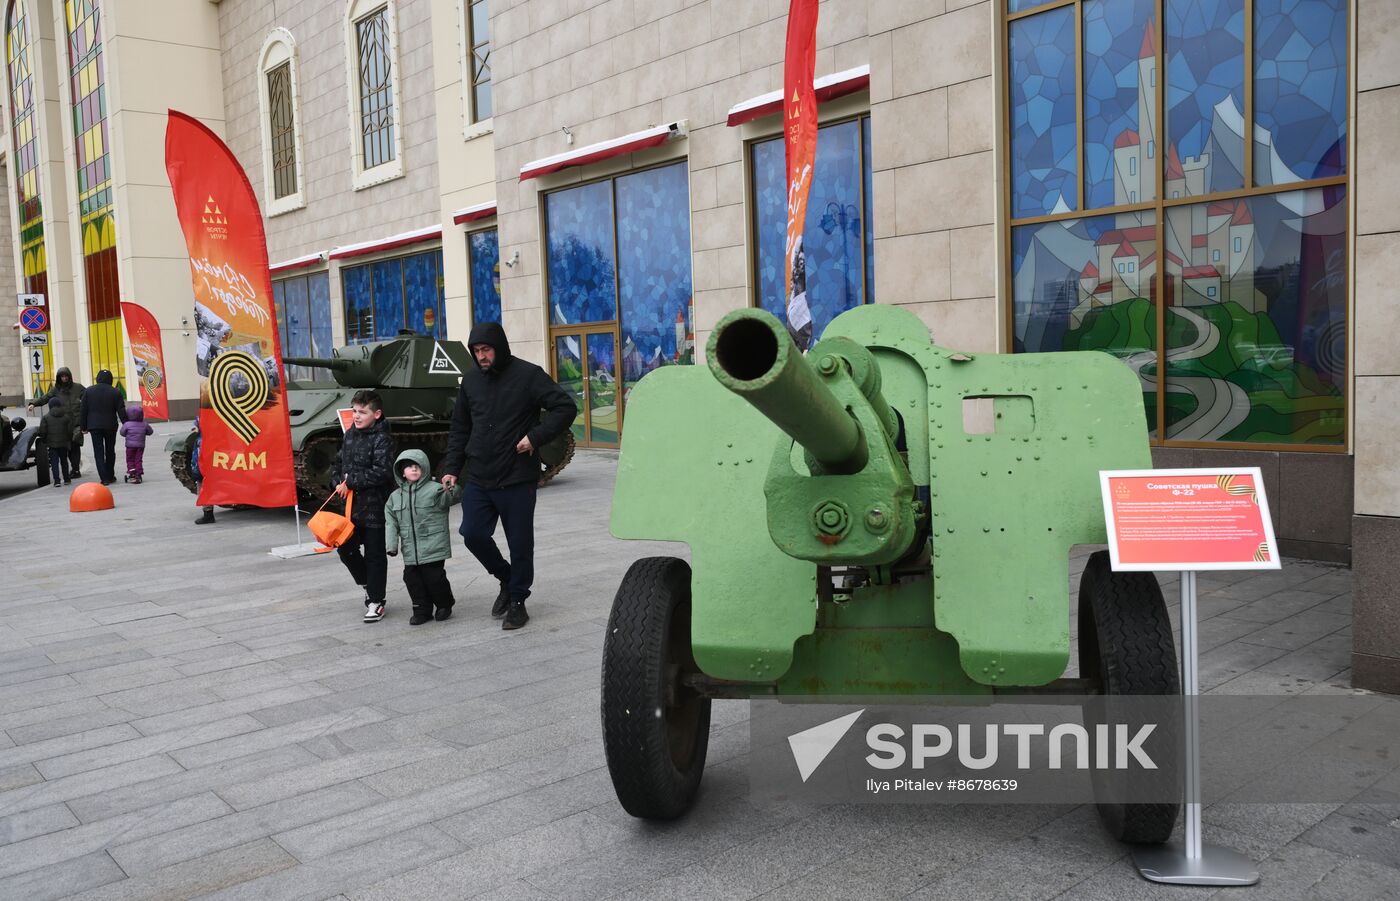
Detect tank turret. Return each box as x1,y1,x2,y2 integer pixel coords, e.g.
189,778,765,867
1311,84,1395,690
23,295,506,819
283,333,471,389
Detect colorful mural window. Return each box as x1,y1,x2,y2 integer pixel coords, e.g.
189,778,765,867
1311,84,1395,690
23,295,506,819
467,228,501,325
342,249,446,343
751,117,874,348
355,5,395,170
6,0,51,392
1004,0,1348,448
64,0,124,393
543,161,693,446
465,0,491,122
274,272,332,382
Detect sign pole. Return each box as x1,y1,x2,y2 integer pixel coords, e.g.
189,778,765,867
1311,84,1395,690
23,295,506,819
1132,568,1258,885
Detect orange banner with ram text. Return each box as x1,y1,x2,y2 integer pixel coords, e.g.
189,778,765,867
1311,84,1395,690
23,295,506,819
118,302,169,421
165,110,296,508
783,0,820,351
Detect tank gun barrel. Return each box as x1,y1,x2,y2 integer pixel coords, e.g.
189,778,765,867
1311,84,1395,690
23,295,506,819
706,309,867,475
282,356,352,371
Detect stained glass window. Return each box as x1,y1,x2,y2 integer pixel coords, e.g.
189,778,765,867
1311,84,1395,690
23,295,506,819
342,250,446,343
617,163,694,381
467,228,501,325
545,180,616,325
466,0,491,122
267,61,297,199
1010,6,1078,216
273,272,330,382
356,5,395,169
1005,0,1348,448
752,117,873,349
64,0,124,393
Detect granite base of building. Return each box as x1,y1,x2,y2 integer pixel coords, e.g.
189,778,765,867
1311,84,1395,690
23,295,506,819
1353,514,1400,695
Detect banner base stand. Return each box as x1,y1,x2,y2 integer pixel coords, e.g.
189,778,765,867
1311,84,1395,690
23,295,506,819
1133,843,1260,885
269,542,328,559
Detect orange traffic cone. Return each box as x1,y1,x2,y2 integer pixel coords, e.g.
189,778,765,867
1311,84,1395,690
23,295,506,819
70,481,114,513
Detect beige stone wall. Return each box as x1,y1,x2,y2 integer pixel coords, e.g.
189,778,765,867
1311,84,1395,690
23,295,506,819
430,0,497,334
217,0,446,340
1354,0,1400,520
489,0,999,369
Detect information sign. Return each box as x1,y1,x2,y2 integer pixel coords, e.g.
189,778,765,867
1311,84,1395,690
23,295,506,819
17,292,44,306
1099,467,1279,571
29,348,45,373
336,408,354,432
20,332,48,346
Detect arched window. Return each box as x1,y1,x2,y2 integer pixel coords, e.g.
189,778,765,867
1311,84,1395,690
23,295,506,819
258,28,305,215
345,0,403,188
6,0,51,395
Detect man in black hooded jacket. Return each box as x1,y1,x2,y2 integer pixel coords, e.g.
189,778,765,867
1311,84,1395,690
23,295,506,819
440,322,576,630
79,369,127,485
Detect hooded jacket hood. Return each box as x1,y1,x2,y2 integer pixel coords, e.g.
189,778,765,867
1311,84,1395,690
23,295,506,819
393,447,433,488
467,321,511,371
126,403,144,422
95,369,113,385
56,367,72,383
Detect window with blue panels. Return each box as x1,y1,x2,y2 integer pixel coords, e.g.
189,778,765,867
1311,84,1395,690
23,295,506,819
1004,0,1348,448
545,180,616,325
752,116,873,350
467,228,501,325
617,162,693,386
274,271,332,381
341,249,446,343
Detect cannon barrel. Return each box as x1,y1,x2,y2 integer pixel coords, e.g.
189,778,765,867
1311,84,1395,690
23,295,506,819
707,308,868,474
282,356,352,371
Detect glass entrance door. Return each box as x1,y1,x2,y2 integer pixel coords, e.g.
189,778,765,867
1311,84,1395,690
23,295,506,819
554,327,620,448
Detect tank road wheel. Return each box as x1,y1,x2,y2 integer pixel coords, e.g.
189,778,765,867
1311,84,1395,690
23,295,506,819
34,438,49,487
602,556,711,819
1078,549,1181,844
537,430,575,487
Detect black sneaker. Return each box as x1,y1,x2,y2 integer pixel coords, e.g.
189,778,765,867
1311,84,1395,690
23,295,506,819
195,509,215,525
502,602,528,630
434,607,453,621
490,582,511,618
408,611,433,626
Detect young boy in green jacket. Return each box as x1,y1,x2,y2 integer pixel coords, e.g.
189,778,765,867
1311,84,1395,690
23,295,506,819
385,448,463,625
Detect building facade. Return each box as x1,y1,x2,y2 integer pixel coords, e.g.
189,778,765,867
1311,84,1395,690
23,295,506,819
1,0,1396,694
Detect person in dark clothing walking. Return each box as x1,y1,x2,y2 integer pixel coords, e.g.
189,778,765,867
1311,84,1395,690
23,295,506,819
79,369,127,485
440,321,576,630
190,420,215,524
37,396,73,486
332,389,396,622
28,366,85,477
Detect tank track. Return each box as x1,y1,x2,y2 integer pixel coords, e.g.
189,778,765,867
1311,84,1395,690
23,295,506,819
170,450,199,495
538,431,575,487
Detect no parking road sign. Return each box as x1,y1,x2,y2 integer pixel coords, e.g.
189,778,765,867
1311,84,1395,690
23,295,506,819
19,306,47,331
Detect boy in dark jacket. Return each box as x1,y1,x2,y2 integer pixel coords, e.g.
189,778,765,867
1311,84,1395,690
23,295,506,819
385,448,463,625
119,403,153,483
29,366,85,476
440,322,576,630
37,396,73,486
332,389,396,622
79,369,127,485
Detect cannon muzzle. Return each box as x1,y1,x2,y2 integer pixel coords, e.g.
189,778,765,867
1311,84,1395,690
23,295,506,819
707,308,870,474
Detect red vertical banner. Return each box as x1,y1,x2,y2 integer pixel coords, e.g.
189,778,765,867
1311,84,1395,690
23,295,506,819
165,110,296,508
119,302,170,421
783,0,820,350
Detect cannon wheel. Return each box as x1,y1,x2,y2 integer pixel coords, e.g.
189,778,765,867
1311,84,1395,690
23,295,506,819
1078,549,1181,844
33,437,49,487
601,556,711,819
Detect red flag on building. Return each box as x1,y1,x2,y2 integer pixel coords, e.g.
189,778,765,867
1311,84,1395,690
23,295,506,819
119,302,170,421
164,110,296,508
783,0,820,350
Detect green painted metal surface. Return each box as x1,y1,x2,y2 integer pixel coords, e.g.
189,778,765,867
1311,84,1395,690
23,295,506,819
611,303,1152,690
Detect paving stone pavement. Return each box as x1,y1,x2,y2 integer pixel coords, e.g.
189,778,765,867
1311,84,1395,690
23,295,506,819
0,421,1396,900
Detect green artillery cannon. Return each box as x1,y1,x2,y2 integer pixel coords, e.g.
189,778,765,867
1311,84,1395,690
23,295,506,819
603,304,1180,843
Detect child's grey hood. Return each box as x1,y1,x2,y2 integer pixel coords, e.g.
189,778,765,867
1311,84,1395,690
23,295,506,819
393,448,433,488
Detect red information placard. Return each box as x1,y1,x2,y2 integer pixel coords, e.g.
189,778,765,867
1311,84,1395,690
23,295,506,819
1100,468,1280,571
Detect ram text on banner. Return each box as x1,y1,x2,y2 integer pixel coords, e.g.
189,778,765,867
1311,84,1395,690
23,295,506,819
119,302,170,421
165,110,296,508
783,0,819,351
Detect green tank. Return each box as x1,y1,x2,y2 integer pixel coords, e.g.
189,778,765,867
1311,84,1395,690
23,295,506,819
167,333,575,506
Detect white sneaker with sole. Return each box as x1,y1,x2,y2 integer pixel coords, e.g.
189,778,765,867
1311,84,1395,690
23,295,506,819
363,602,385,622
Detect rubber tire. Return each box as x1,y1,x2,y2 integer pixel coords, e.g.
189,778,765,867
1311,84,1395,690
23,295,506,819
601,556,711,820
1078,549,1181,844
34,438,49,487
